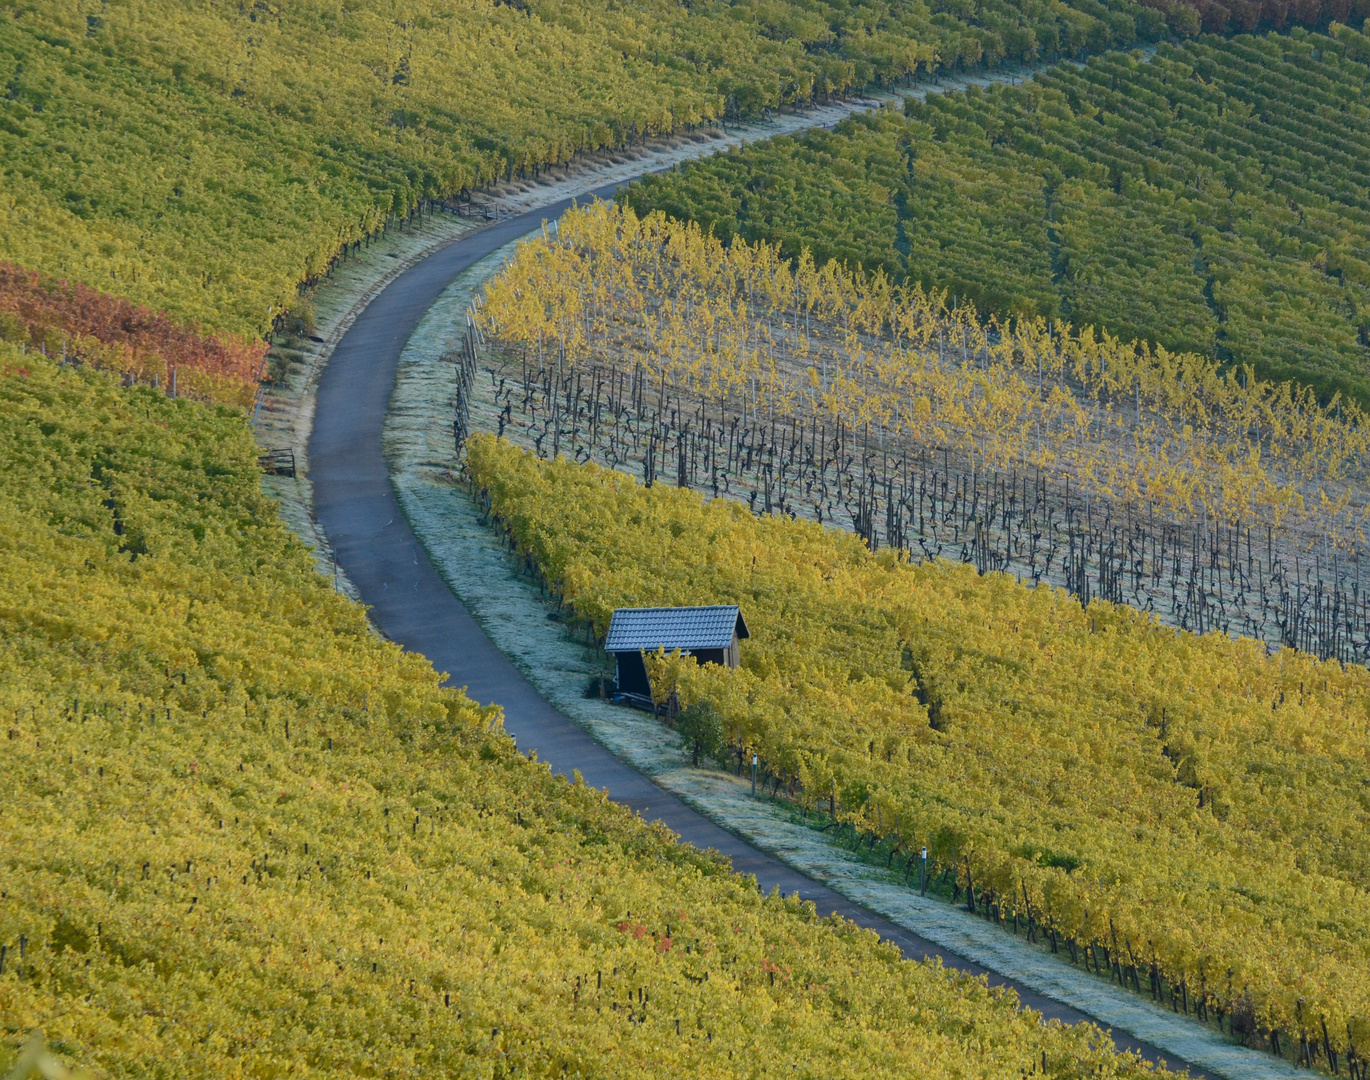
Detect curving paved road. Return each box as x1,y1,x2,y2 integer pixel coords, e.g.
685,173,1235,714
308,184,1206,1077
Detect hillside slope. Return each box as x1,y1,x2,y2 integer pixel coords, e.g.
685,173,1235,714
0,354,1169,1077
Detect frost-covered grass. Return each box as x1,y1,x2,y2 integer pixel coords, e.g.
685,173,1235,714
382,235,1308,1080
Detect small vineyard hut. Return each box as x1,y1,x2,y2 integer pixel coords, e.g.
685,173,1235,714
605,605,749,700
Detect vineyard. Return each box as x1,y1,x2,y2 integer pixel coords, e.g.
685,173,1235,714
0,0,1182,343
471,201,1370,662
8,0,1370,1072
622,25,1370,408
0,352,1173,1076
468,431,1370,1074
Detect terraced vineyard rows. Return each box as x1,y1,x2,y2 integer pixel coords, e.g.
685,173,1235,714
1,0,1181,342
623,25,1370,406
9,0,1370,1073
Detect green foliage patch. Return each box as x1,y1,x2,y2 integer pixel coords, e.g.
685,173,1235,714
1,0,1173,340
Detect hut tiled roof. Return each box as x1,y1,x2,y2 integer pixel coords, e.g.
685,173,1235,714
604,605,749,653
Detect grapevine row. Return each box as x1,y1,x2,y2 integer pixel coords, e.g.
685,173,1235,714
0,262,264,406
469,431,1370,1072
472,202,1370,660
1,0,1176,340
